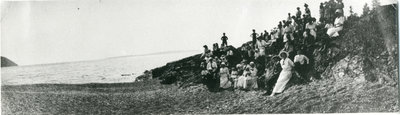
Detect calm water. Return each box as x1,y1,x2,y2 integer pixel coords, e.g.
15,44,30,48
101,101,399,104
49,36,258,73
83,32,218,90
1,51,199,85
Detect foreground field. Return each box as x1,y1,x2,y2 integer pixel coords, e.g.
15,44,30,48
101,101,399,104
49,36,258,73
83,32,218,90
2,78,398,114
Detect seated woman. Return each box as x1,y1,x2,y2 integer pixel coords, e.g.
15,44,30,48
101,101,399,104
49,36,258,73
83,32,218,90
219,63,231,90
230,67,239,89
236,68,250,89
245,62,258,90
326,9,345,37
270,51,294,96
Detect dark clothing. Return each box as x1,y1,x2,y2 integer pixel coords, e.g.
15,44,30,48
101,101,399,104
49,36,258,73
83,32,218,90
251,33,258,47
305,7,311,16
203,73,219,92
265,61,282,94
295,62,309,81
221,36,228,47
296,10,302,19
336,2,344,10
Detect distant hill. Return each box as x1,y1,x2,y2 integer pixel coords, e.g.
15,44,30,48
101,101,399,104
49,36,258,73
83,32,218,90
1,56,18,67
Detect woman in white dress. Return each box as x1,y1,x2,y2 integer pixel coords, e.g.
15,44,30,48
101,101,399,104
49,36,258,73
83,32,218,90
230,68,239,88
256,38,267,56
327,9,345,37
219,63,231,89
270,51,294,96
245,62,258,90
237,68,250,89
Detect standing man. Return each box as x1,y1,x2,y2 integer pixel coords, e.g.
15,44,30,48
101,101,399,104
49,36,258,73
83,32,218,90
296,7,302,19
304,3,311,17
264,30,269,41
250,29,259,48
221,33,229,47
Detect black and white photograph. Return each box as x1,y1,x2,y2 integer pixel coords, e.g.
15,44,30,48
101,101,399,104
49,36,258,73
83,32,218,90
1,0,399,114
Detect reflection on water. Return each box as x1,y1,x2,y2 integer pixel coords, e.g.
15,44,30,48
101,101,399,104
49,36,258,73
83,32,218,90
1,51,199,85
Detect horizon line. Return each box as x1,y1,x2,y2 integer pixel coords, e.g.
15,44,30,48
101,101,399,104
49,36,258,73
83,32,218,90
1,50,201,67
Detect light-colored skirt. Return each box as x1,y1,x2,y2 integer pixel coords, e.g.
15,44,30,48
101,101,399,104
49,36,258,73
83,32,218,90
236,76,247,88
272,70,292,93
220,73,231,89
245,76,258,89
327,26,343,37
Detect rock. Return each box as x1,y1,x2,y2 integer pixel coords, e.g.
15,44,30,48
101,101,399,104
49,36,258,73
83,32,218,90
322,55,366,83
1,56,18,67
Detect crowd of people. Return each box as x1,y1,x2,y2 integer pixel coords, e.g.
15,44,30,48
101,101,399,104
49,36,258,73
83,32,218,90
199,0,346,96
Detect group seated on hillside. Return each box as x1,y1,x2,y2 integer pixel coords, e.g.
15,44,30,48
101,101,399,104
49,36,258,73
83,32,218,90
199,0,346,96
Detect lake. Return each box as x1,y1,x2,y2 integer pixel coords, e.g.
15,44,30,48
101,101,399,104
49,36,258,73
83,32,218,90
1,51,199,85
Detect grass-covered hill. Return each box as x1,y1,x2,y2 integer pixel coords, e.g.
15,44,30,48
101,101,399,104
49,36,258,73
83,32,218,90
2,4,398,114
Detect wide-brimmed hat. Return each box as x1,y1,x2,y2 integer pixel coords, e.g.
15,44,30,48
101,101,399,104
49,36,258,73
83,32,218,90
279,51,289,58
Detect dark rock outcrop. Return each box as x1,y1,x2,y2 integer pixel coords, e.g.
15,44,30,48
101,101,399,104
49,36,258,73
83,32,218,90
1,56,17,67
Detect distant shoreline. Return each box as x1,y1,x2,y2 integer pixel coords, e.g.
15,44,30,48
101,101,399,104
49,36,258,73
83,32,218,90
5,50,200,68
106,50,200,59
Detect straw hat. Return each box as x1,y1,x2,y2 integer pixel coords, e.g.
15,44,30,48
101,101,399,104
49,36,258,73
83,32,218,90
279,51,289,58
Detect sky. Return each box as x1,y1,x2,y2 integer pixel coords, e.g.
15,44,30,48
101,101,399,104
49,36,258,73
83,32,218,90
1,0,397,65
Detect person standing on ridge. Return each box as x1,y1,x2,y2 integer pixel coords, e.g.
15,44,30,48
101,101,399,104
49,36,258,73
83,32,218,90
250,29,259,48
304,3,311,17
327,0,336,23
201,45,211,59
335,0,344,16
264,30,270,41
221,33,229,47
287,13,292,21
320,2,325,22
296,7,302,19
